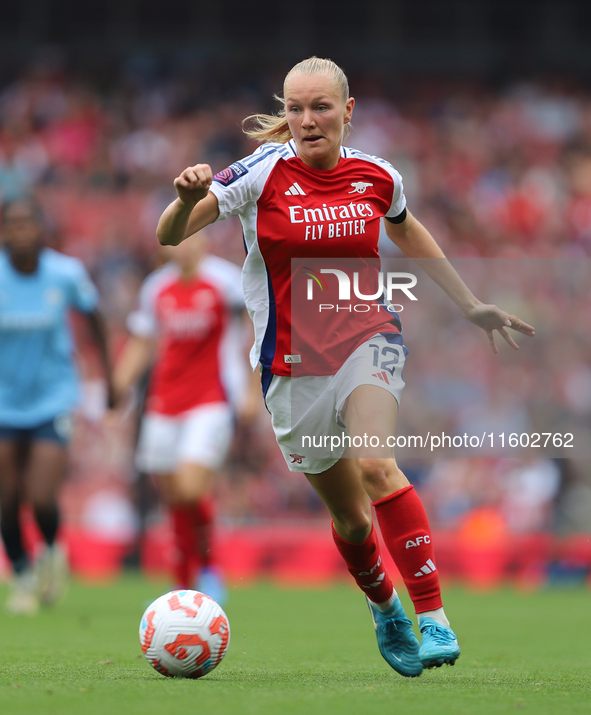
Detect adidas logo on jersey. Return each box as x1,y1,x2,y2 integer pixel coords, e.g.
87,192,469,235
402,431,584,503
285,182,306,196
372,371,390,384
414,559,437,577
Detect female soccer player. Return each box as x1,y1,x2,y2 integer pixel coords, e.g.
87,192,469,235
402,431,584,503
156,57,534,676
0,198,114,614
114,231,254,603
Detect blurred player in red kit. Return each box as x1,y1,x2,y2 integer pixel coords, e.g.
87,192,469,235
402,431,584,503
156,58,534,675
114,230,256,603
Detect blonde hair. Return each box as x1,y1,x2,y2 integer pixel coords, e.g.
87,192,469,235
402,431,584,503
243,57,351,144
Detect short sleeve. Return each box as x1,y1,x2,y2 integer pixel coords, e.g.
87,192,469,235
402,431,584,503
69,260,99,313
209,158,256,221
208,144,284,221
384,166,407,220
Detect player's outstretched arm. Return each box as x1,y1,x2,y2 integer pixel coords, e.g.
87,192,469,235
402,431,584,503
384,211,535,353
157,164,220,246
112,335,156,406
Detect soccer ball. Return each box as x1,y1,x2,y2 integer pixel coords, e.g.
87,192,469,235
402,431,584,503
139,589,230,678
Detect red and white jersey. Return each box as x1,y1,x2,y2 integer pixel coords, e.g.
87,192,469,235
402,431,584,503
209,141,406,377
128,255,245,416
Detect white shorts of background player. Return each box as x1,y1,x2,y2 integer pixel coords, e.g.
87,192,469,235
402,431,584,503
135,402,234,473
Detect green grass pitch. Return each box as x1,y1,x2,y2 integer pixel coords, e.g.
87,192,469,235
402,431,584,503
0,575,589,715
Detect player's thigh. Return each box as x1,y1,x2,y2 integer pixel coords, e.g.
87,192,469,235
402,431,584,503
166,403,233,502
305,458,372,541
0,439,22,502
171,462,215,504
342,385,410,497
334,333,406,458
25,440,68,506
343,383,399,458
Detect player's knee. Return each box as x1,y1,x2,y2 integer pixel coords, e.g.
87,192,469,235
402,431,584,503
170,481,207,505
358,458,407,495
171,486,199,505
357,457,389,485
30,495,57,514
170,464,211,505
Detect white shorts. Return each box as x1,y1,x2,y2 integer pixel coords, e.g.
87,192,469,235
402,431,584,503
264,333,407,474
135,402,234,474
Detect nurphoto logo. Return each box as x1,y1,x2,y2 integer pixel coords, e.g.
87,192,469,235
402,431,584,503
305,269,417,301
302,267,418,313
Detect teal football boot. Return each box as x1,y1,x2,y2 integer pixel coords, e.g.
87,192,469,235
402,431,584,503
367,597,423,677
418,617,460,668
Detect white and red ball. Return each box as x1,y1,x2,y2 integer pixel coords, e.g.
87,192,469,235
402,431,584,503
139,589,230,678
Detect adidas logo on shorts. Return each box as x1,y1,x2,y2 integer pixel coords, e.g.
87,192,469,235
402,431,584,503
372,371,390,384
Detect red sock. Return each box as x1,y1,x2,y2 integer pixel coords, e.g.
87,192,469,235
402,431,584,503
193,497,215,568
331,522,395,604
170,505,201,588
171,498,216,586
373,485,442,613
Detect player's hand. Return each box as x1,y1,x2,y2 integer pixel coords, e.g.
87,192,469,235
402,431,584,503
173,164,213,206
464,303,535,354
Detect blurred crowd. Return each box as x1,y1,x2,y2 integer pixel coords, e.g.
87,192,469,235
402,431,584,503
1,54,590,539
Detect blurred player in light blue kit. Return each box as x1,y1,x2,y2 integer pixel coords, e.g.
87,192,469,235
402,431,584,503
0,198,114,614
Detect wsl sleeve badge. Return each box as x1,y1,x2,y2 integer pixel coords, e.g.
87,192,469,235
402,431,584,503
213,161,248,186
139,589,230,678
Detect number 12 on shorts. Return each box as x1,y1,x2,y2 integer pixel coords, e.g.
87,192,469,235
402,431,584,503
369,343,401,376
